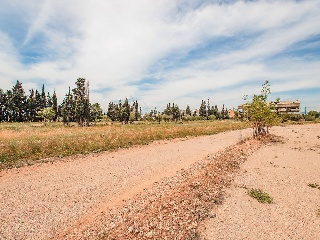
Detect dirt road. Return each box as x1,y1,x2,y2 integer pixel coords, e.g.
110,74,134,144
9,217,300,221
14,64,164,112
0,128,251,239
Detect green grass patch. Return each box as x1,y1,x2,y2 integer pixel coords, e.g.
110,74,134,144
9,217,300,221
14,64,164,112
248,188,273,203
0,120,249,170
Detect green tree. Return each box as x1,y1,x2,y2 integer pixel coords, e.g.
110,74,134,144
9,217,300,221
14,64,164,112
37,107,55,123
27,89,37,122
90,103,103,122
220,104,229,119
132,100,140,120
172,103,180,122
243,81,280,136
4,90,13,121
121,98,130,124
0,89,6,121
11,80,27,122
61,87,75,125
107,102,116,121
199,100,207,119
185,105,191,116
72,78,90,126
35,90,42,112
307,110,319,119
41,84,47,109
52,91,58,121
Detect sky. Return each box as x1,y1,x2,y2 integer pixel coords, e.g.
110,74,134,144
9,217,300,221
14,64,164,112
0,0,319,113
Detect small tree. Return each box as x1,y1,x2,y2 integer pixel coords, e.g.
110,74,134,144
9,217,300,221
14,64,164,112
185,105,192,116
37,107,55,123
72,78,90,126
121,98,130,124
90,103,103,122
199,100,207,119
243,81,280,137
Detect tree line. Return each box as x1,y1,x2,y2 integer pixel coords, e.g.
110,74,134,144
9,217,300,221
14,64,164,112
0,78,231,125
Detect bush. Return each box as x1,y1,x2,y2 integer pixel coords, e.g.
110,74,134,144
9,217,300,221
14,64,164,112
208,115,216,121
304,115,316,122
281,113,303,122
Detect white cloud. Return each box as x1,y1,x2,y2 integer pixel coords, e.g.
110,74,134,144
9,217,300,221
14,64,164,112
0,0,319,112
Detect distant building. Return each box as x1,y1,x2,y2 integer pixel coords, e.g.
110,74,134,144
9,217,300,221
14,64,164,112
238,100,301,115
228,109,235,118
276,100,300,114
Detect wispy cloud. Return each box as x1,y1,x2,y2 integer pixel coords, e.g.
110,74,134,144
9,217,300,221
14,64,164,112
0,0,319,111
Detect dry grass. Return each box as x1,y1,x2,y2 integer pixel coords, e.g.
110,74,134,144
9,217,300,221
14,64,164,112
0,120,249,170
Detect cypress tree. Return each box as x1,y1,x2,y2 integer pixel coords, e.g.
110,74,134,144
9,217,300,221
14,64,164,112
11,80,27,122
41,84,46,109
186,105,191,116
52,91,58,121
122,98,130,124
0,89,6,121
72,78,90,126
199,100,207,119
27,89,37,121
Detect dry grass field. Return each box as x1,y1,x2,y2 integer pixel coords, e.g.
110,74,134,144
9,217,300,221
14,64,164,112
0,120,249,170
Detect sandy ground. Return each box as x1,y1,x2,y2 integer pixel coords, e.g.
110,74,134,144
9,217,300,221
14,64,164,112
1,124,319,240
200,124,320,239
0,128,252,240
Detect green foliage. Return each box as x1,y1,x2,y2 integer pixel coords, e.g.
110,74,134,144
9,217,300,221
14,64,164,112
304,114,316,121
37,107,56,122
122,98,130,123
72,78,90,126
185,105,192,116
90,103,103,122
163,103,180,122
304,111,319,122
199,100,207,119
107,98,138,123
281,113,303,122
11,80,27,122
248,188,273,203
242,81,280,136
61,87,75,124
208,115,216,121
307,111,319,118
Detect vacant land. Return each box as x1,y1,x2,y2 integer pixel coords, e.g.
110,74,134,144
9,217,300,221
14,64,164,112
0,127,252,239
200,124,320,239
0,120,248,169
0,123,319,239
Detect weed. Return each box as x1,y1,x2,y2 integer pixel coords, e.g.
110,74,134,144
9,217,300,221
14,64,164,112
248,188,273,203
308,183,320,189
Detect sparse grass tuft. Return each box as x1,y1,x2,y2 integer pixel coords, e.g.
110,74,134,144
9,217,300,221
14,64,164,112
308,183,320,189
248,188,273,203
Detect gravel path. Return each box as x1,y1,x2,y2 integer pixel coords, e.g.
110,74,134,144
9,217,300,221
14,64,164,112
200,124,320,239
0,128,251,239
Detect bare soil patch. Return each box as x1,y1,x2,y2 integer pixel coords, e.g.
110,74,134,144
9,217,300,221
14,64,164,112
0,128,251,239
200,124,320,239
61,135,275,239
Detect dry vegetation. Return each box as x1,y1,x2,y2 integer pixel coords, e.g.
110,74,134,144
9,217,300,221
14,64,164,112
0,120,249,170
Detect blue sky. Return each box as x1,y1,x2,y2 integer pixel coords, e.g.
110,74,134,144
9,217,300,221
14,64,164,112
0,0,319,112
